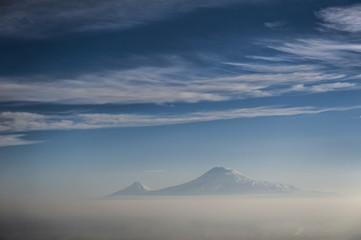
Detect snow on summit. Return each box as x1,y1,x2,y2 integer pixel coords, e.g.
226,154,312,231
107,167,300,197
108,181,152,197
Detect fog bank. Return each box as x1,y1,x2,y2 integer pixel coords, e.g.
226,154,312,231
1,196,361,240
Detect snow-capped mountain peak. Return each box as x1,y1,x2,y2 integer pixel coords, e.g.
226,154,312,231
199,167,253,182
107,167,304,197
152,167,299,195
107,181,151,197
130,181,151,191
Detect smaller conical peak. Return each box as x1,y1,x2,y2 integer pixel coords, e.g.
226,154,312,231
106,181,152,197
130,181,148,190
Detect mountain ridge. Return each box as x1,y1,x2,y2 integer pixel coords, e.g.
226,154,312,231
152,167,298,195
107,167,306,197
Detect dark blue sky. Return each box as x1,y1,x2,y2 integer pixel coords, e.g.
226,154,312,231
1,0,361,197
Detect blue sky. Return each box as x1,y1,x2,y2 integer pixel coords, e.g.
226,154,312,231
1,0,361,198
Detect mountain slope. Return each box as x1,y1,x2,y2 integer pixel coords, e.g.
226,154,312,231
106,167,302,197
152,167,299,195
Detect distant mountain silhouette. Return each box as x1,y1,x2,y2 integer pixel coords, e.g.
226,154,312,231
108,181,151,197
107,167,335,197
152,167,298,195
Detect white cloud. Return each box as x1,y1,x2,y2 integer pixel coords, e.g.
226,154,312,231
1,105,359,147
317,4,361,33
308,82,356,93
224,63,318,73
290,82,356,93
0,112,86,132
0,67,226,104
0,62,346,105
268,39,361,66
264,21,286,30
0,134,40,147
246,56,293,62
0,0,250,38
1,106,359,133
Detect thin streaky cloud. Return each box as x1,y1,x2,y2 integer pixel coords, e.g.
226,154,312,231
0,0,253,38
307,82,356,93
317,4,361,33
224,62,319,73
268,39,361,67
289,82,356,93
1,105,360,134
264,21,286,30
0,134,40,147
246,55,294,62
0,63,346,104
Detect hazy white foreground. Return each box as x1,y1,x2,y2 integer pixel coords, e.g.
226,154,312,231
1,196,361,240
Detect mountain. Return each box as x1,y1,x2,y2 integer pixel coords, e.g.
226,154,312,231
152,167,299,195
107,167,301,197
107,181,152,197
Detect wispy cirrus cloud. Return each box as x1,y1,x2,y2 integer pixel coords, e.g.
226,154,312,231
0,67,227,104
317,4,361,33
1,105,359,133
0,112,84,132
0,61,348,105
0,0,252,38
289,82,355,93
267,39,361,67
0,134,40,147
264,21,286,30
246,38,361,94
224,63,318,73
1,105,360,146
